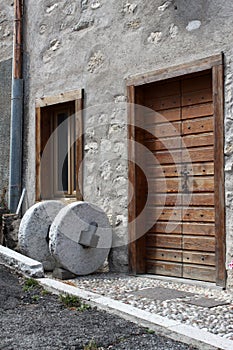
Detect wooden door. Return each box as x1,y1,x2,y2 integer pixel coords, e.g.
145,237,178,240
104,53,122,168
138,72,217,282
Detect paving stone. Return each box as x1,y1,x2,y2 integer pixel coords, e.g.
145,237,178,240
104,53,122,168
132,287,195,301
18,201,65,271
184,297,230,308
49,201,112,275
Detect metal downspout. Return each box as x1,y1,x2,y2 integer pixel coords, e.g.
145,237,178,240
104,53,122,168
8,0,24,213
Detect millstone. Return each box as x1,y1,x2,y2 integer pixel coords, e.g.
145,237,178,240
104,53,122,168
49,201,112,275
18,201,65,271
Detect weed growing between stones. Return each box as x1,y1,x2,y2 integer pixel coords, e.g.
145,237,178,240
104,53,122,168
22,277,52,304
31,295,40,302
59,294,91,311
83,339,99,350
40,289,51,296
23,278,39,292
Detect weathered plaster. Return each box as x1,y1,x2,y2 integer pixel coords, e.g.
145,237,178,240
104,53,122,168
0,1,13,200
0,0,14,62
0,59,12,198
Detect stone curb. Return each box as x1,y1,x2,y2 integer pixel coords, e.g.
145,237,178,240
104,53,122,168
0,245,44,278
38,278,233,350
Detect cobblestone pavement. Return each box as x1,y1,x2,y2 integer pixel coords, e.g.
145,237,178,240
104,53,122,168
0,264,198,350
64,273,233,341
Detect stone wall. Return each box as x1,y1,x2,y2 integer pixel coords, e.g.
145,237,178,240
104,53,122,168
23,0,233,280
0,0,14,62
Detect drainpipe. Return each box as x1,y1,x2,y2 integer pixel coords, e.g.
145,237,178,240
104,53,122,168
8,0,24,213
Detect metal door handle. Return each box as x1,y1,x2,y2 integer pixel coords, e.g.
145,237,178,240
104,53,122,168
181,168,190,192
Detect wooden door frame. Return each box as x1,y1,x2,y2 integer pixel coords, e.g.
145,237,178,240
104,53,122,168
127,54,226,287
35,89,84,202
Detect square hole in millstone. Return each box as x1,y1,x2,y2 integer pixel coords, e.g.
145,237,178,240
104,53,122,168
132,287,195,301
183,297,229,308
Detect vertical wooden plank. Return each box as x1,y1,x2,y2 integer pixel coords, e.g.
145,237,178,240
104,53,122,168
35,107,41,201
213,58,226,287
53,112,58,196
75,91,84,201
135,87,147,274
40,109,53,199
128,85,137,274
67,107,72,195
70,110,76,195
67,114,71,195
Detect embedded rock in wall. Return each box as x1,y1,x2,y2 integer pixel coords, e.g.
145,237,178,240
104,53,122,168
147,32,162,44
87,51,105,73
158,1,172,12
123,2,138,14
169,23,178,38
126,19,141,30
186,20,201,31
91,1,101,10
18,201,65,271
73,20,94,32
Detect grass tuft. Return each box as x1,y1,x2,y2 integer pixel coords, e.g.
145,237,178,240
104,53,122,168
84,339,98,350
32,295,40,302
23,278,39,292
59,294,91,311
145,328,155,334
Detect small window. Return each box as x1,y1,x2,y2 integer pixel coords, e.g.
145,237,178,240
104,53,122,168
53,104,76,195
36,90,83,200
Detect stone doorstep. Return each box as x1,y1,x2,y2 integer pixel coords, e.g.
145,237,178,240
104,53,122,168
38,278,233,350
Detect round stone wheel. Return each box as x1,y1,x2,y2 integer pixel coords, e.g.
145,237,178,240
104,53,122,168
49,201,112,275
18,201,65,271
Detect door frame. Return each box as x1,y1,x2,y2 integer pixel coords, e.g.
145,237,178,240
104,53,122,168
127,54,226,287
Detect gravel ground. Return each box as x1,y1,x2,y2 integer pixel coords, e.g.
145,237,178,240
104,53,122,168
64,273,233,340
0,264,197,350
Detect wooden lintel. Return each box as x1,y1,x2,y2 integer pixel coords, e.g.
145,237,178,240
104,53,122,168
126,54,223,87
35,89,83,108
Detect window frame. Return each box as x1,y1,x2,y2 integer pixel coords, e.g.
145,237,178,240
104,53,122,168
35,89,83,201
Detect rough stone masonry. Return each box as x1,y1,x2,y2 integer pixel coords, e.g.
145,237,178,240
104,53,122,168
1,1,233,285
